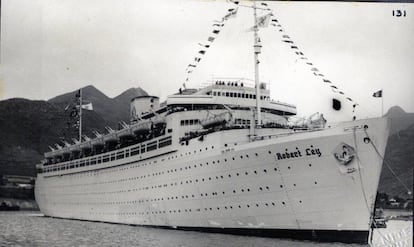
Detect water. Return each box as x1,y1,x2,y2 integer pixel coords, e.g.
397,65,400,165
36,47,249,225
0,212,412,247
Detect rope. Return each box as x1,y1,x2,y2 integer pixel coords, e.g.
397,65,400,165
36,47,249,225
354,128,398,246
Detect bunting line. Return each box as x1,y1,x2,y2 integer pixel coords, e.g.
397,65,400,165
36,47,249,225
269,15,358,107
184,6,239,82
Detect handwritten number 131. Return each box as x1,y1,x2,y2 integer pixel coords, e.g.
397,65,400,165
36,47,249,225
393,10,406,17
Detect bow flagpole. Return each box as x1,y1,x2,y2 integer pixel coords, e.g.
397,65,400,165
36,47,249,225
372,89,383,116
79,88,82,141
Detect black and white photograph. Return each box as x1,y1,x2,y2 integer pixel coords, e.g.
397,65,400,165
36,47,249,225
0,0,413,246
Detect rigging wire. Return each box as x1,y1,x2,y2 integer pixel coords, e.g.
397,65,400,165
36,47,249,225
353,128,397,246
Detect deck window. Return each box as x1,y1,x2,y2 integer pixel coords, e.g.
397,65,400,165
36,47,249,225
103,155,109,162
116,151,124,160
147,141,157,151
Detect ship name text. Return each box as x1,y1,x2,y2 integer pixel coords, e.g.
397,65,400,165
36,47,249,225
276,145,322,160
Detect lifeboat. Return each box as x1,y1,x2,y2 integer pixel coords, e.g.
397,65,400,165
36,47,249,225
152,116,166,129
118,127,134,139
201,112,231,129
91,137,104,147
104,132,118,144
132,121,151,136
79,141,92,151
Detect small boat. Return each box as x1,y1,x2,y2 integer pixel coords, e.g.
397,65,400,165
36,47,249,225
371,218,387,228
0,202,20,211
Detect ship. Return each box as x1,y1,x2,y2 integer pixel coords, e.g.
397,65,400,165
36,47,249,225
35,2,390,244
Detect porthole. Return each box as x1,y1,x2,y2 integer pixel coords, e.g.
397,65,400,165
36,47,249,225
282,202,285,205
263,169,267,173
314,181,318,184
280,185,283,188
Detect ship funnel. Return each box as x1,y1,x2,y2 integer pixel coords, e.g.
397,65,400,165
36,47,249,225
130,96,160,121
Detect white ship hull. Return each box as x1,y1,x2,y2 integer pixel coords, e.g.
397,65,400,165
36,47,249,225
35,117,389,243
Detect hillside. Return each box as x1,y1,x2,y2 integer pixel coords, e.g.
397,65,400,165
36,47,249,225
379,122,414,198
48,86,148,128
0,86,147,177
385,106,414,135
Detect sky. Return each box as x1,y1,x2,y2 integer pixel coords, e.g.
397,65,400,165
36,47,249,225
1,0,413,122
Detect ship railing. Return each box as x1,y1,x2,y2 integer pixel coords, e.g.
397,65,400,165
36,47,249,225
250,128,324,141
41,135,173,174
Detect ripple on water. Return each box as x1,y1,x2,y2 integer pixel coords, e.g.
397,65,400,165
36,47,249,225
1,211,411,247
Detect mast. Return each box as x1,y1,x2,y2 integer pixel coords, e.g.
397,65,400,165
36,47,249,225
253,1,262,129
79,88,82,141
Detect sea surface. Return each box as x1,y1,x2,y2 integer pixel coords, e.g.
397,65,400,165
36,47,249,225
0,211,412,247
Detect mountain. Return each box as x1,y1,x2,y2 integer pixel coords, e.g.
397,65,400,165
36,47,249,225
0,86,147,177
48,85,148,128
385,106,414,135
379,122,414,198
376,106,414,199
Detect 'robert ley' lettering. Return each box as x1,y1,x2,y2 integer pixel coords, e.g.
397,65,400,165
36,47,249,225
276,147,302,160
276,145,322,160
